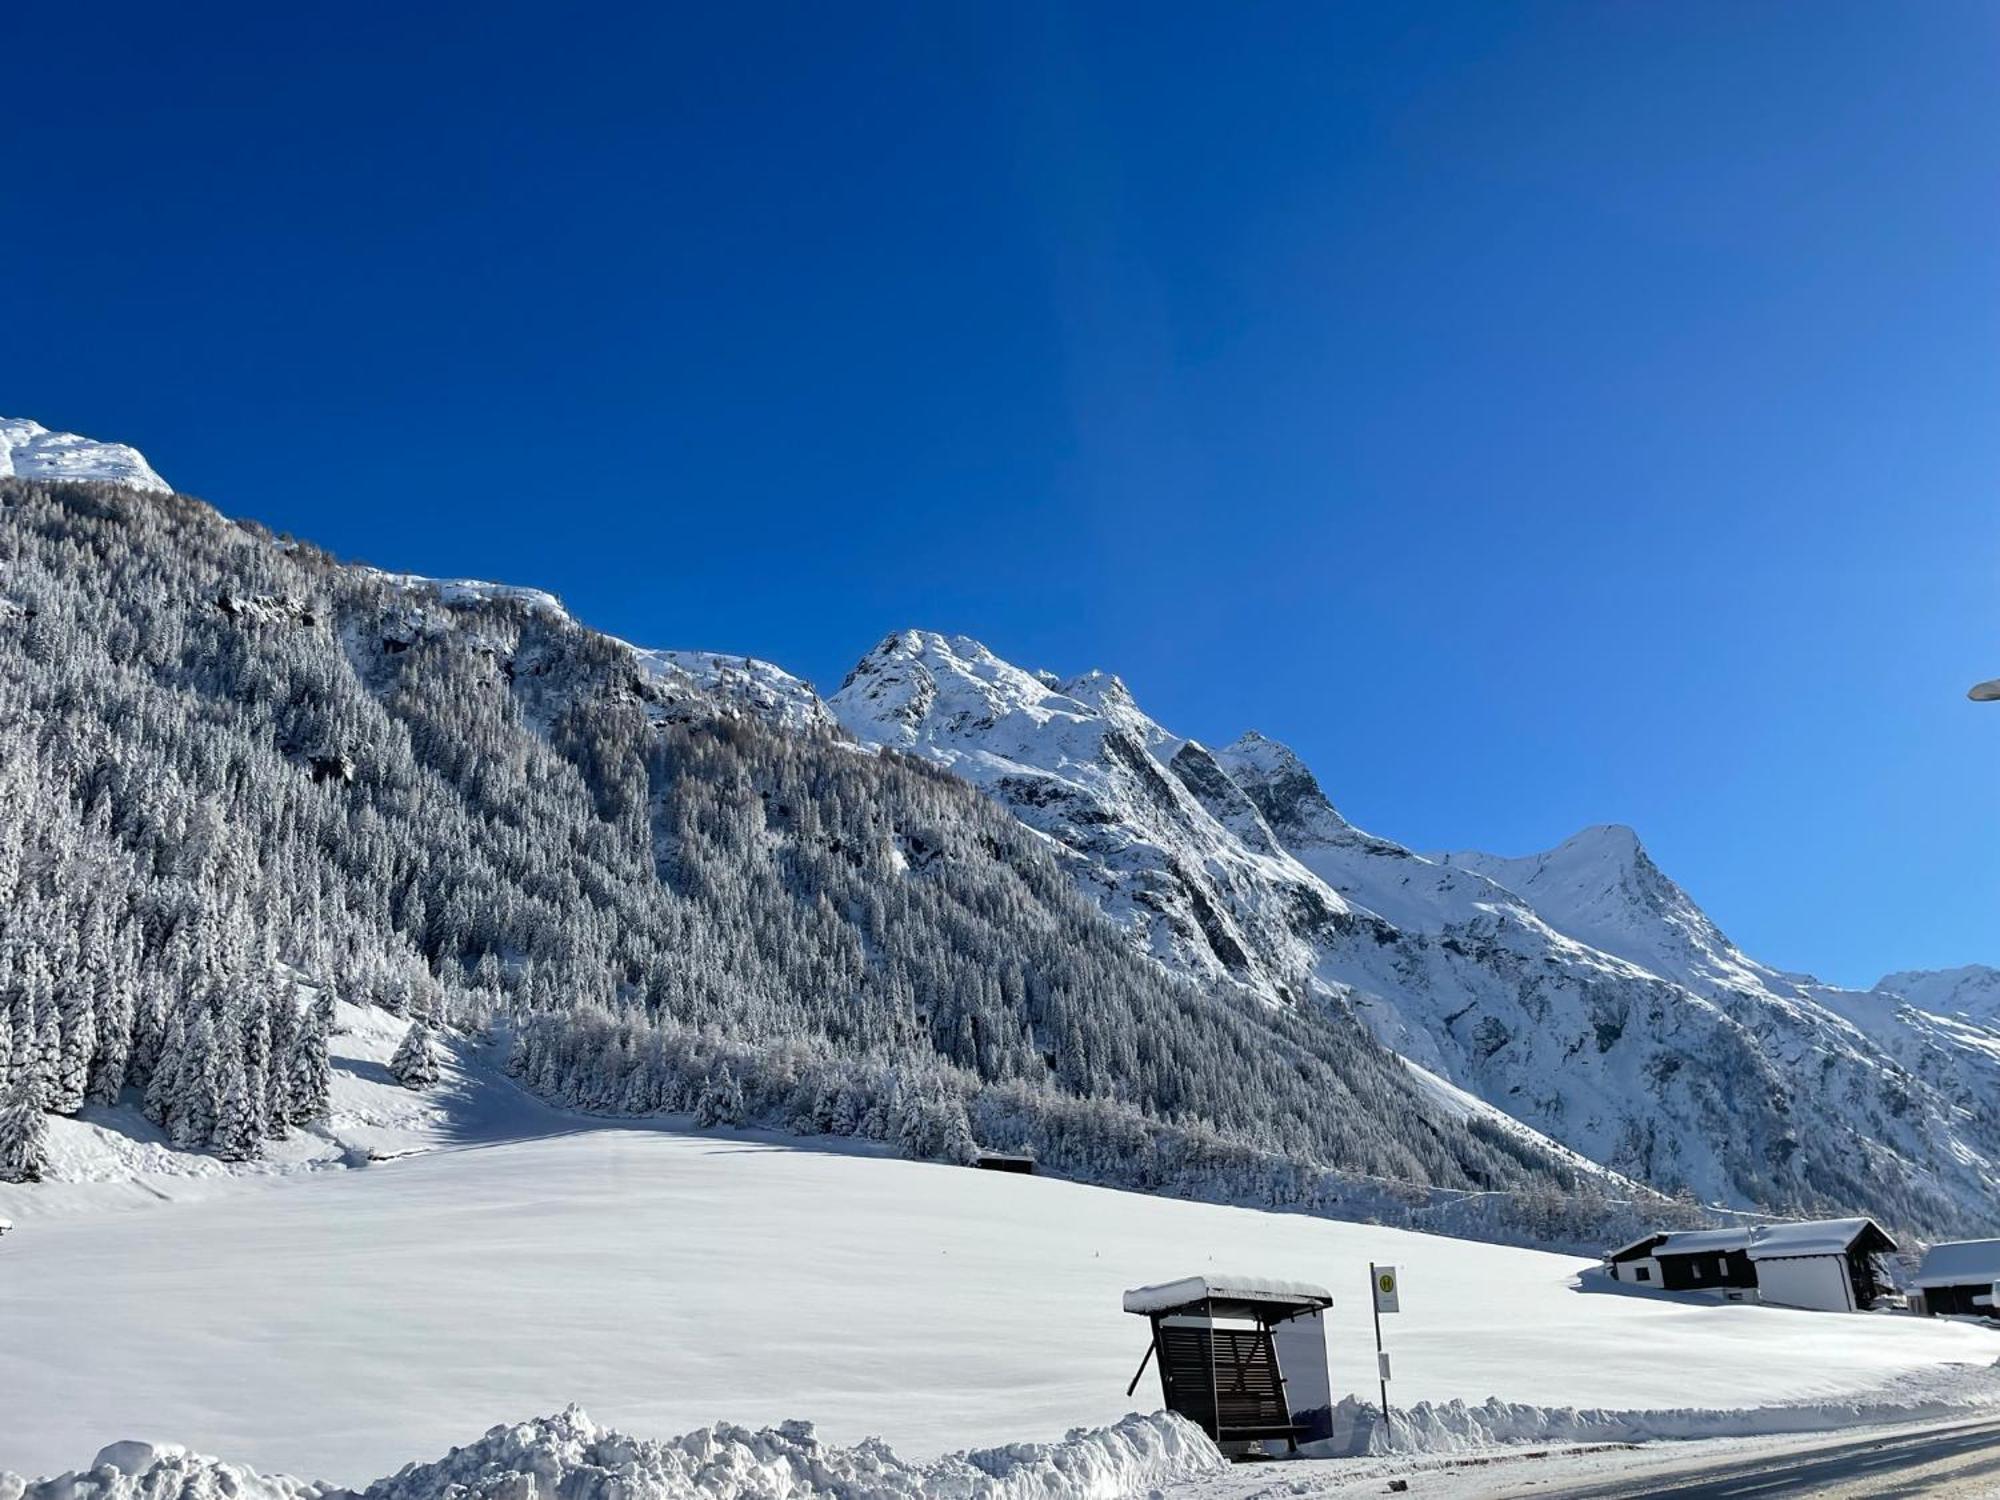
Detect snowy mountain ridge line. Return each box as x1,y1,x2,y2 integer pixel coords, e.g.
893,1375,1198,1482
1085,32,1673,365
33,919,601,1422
8,466,1622,1236
0,418,169,495
7,417,1997,1231
825,629,2000,1230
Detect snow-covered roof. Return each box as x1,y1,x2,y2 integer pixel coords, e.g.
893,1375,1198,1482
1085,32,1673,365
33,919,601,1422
1745,1218,1894,1260
1609,1218,1896,1263
1914,1239,2000,1288
1607,1227,1749,1261
1122,1274,1332,1314
1657,1228,1752,1256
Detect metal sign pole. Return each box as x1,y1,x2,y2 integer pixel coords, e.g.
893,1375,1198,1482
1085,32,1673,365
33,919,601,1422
1368,1262,1390,1447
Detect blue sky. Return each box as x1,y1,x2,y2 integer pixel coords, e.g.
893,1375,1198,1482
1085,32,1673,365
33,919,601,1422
7,3,1994,985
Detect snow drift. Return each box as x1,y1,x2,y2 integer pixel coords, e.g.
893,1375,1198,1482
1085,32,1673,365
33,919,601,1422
1309,1361,2000,1457
0,1409,1223,1500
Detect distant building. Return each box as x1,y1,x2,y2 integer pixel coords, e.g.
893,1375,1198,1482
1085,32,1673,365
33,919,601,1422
1605,1228,1758,1299
971,1151,1035,1174
1911,1239,2000,1320
1605,1217,1896,1312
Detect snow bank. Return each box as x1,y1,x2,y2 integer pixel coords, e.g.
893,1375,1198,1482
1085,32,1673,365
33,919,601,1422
3,1410,1222,1500
0,1441,332,1500
1307,1360,2000,1458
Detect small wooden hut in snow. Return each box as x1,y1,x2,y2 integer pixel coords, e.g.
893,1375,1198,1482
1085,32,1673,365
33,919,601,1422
1122,1274,1333,1455
1911,1239,2000,1319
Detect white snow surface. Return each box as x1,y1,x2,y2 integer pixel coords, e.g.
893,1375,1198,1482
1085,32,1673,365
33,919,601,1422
0,418,169,493
2,1410,1218,1500
4,1112,1998,1487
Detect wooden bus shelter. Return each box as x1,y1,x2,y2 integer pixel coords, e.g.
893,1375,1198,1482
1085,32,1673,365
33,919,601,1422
1122,1274,1333,1455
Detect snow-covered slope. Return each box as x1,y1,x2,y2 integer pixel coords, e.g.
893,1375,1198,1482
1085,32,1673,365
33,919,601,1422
831,631,1341,1002
0,417,169,493
1441,834,2000,1221
830,631,2000,1231
626,647,836,735
1875,965,2000,1026
5,1125,1995,1485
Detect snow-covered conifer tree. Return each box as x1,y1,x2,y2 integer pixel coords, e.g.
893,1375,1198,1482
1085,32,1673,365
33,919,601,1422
0,1077,47,1183
171,1009,220,1148
51,987,95,1114
143,1008,186,1127
389,1020,440,1089
288,990,332,1123
212,1049,261,1162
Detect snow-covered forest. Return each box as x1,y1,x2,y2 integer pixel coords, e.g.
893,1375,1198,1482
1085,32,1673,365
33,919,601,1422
0,476,1643,1237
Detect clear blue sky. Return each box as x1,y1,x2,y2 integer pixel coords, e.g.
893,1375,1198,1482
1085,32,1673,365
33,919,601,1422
7,3,1994,985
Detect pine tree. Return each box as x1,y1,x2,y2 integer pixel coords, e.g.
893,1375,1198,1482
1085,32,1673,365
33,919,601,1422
51,986,95,1114
389,1020,440,1089
212,1049,261,1162
86,971,133,1107
171,1010,220,1149
265,987,297,1138
143,1008,186,1127
289,990,332,1124
0,1076,48,1183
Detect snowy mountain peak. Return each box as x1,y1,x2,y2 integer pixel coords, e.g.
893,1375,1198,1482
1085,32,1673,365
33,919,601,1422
0,417,170,494
1213,731,1369,850
1874,965,2000,1024
627,647,835,735
832,630,1138,749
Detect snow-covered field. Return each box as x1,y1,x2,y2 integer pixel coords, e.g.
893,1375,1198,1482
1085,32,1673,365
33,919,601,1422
5,1096,1998,1488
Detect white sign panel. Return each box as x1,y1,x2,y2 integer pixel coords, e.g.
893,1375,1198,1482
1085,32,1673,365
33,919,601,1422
1372,1264,1401,1314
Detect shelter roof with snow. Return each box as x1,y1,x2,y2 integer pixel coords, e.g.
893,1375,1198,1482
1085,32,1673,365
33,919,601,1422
1122,1274,1332,1317
1914,1239,2000,1288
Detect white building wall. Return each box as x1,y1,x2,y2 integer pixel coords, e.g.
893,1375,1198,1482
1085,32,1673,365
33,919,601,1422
1754,1254,1854,1312
1609,1256,1663,1286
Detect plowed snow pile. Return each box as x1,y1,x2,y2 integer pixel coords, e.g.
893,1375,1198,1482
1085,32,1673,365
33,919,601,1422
1308,1362,2000,1455
0,1409,1220,1500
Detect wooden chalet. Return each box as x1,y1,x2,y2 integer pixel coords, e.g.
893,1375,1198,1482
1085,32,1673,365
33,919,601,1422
1911,1239,2000,1320
1604,1217,1897,1312
1604,1227,1757,1298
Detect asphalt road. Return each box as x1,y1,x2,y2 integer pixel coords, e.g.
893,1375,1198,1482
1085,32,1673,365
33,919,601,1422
1536,1417,2000,1498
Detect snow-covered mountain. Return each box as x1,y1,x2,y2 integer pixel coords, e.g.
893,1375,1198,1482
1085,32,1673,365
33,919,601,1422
8,416,1997,1235
830,630,2000,1230
9,433,1657,1248
1874,965,2000,1026
0,417,169,493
